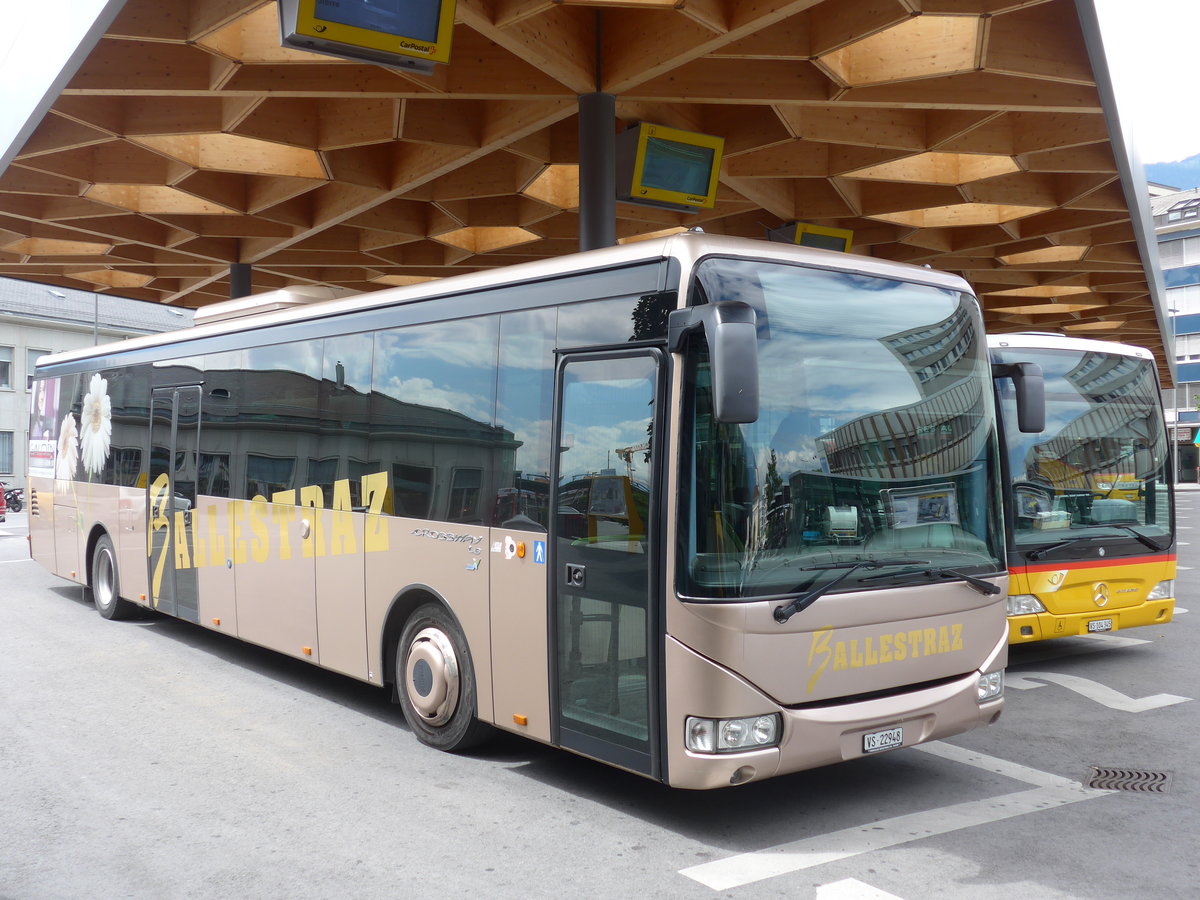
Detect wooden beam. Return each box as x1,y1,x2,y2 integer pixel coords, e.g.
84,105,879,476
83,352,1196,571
455,1,597,93
775,105,928,150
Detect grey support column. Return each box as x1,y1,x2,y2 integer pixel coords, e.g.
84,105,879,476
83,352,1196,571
229,263,251,299
578,92,616,252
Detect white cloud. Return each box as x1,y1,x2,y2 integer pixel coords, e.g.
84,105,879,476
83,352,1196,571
1095,0,1200,163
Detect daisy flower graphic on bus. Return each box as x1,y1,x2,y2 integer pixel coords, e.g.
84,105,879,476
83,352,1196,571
52,373,113,482
80,373,113,477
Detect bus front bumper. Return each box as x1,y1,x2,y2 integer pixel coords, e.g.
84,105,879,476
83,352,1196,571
1007,599,1174,643
664,637,1004,790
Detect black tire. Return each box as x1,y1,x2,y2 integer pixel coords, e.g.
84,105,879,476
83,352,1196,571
396,602,490,752
91,534,136,621
7,495,20,513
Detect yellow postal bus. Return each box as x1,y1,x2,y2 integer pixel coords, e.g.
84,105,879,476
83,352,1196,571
989,333,1175,643
28,233,1012,788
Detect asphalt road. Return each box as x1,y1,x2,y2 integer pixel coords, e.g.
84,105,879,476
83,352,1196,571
1,502,1196,900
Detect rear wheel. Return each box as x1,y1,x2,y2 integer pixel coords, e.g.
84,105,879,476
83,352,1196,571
92,535,136,620
396,602,490,752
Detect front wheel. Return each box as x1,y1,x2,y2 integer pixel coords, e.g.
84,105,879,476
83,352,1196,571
7,494,20,512
396,602,490,752
92,535,136,620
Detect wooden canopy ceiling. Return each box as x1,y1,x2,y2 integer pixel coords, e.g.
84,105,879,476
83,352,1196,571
0,0,1171,375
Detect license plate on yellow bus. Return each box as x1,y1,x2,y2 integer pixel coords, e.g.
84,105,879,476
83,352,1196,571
863,726,903,754
1087,618,1113,633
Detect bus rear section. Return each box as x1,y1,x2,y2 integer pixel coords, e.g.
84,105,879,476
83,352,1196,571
989,334,1175,644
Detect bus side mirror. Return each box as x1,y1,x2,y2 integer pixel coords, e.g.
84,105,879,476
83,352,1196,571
669,301,760,423
992,361,1045,433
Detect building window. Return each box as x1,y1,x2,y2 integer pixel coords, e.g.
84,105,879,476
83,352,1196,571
1168,284,1200,316
0,347,11,389
1176,333,1200,361
27,349,49,391
1166,198,1200,221
0,432,12,474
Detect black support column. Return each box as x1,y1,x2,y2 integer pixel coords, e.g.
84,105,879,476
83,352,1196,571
229,262,251,299
578,92,616,252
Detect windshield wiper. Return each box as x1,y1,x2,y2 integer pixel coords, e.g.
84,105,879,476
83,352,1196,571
1026,526,1164,561
773,558,918,624
859,565,1001,596
1111,525,1166,553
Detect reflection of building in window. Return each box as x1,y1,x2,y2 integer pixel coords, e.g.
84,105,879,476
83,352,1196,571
199,453,230,496
820,377,987,479
448,468,483,523
102,447,143,486
883,306,975,389
391,463,434,516
307,457,339,498
1066,353,1149,404
247,454,296,498
1022,397,1158,493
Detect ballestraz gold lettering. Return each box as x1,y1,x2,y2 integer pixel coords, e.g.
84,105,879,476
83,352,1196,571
147,471,394,607
806,625,964,693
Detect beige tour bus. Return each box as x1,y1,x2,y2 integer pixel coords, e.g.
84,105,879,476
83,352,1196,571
27,232,1013,789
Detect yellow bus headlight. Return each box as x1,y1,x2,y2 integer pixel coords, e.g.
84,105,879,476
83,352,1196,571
1147,580,1174,602
1007,594,1045,616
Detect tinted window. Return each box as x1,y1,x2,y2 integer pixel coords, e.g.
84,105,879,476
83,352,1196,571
236,343,320,500
370,317,501,522
199,351,244,499
320,333,374,507
493,308,555,529
556,293,672,348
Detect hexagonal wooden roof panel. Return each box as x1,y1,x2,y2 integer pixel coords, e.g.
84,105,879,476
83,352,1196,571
0,0,1171,375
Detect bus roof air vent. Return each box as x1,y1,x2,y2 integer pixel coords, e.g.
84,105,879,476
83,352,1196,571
192,285,353,326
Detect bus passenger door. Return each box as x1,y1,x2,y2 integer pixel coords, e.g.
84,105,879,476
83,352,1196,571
550,351,662,779
147,386,201,623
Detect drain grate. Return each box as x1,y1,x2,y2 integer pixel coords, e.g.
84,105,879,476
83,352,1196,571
1085,766,1173,793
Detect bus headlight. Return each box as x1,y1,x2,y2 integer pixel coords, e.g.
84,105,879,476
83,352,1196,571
977,670,1004,702
1147,580,1174,602
1007,594,1045,616
685,714,781,753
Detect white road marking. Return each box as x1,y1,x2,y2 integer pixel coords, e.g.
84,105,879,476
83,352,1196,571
817,878,905,899
1008,632,1148,666
0,557,36,564
1178,566,1193,571
1085,632,1150,648
678,742,1110,891
1006,671,1192,712
1174,606,1189,614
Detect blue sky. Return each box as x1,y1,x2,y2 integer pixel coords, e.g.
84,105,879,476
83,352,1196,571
1096,0,1200,164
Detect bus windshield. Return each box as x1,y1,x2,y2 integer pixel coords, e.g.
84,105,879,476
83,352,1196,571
991,346,1172,550
680,257,1003,600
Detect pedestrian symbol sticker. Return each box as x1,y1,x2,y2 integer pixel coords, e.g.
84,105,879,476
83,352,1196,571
533,541,546,565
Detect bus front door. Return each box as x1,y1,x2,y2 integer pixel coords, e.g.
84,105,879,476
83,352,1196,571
147,385,201,623
551,350,662,778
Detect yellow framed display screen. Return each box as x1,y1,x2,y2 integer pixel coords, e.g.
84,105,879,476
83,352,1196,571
629,125,724,210
793,223,854,253
295,0,455,64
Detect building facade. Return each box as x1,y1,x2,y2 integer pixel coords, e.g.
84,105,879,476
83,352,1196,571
1153,186,1200,482
0,278,192,485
